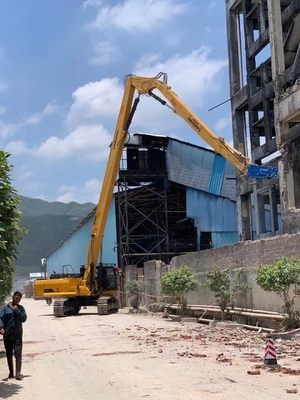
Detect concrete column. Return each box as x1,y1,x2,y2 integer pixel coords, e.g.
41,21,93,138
253,186,266,238
258,0,266,34
238,195,253,241
226,4,252,241
269,185,279,235
267,0,299,233
267,0,285,88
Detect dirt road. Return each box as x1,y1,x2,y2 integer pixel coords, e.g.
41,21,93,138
0,299,300,399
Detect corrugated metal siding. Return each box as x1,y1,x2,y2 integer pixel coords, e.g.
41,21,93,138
167,140,212,193
208,155,226,196
212,232,239,247
186,187,237,232
167,139,236,201
46,198,117,275
186,187,238,248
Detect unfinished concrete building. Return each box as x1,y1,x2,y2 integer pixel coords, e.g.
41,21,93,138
226,0,300,240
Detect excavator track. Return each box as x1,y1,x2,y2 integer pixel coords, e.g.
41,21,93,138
53,299,81,317
97,296,119,315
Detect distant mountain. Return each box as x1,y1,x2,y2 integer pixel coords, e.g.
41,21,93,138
14,196,95,278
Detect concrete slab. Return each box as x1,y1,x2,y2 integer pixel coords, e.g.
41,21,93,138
279,85,300,122
215,321,243,330
181,317,198,323
226,0,241,11
169,314,182,322
128,308,148,314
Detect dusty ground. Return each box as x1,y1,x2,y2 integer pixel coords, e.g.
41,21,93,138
1,299,300,399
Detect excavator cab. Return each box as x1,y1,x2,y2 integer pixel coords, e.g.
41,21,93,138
96,263,118,292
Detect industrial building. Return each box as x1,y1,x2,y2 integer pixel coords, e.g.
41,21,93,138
45,133,283,277
226,0,300,240
45,134,238,276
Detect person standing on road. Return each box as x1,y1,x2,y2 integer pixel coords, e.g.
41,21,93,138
0,291,27,380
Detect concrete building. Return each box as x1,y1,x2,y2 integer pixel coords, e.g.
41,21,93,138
226,0,300,240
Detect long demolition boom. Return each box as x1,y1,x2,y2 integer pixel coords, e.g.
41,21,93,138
84,73,278,288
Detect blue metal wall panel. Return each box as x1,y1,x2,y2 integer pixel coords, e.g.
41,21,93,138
46,198,117,276
186,187,238,232
212,232,239,247
208,155,226,196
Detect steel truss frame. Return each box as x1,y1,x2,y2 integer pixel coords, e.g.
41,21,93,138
116,172,197,269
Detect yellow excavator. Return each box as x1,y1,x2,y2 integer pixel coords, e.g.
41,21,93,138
34,73,278,317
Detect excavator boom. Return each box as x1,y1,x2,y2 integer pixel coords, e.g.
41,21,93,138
85,73,278,286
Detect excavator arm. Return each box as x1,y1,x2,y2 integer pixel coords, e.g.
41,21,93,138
84,73,279,288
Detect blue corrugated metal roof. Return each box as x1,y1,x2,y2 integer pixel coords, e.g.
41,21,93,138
167,139,236,200
208,155,226,196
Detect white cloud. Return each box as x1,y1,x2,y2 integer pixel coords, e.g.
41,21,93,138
83,0,103,9
19,170,33,180
18,165,34,180
0,122,20,139
4,140,31,156
164,33,183,47
66,47,227,134
89,0,188,34
66,78,123,127
208,1,217,12
25,47,227,164
26,100,58,125
0,105,7,115
131,47,228,131
0,82,7,92
215,115,231,132
57,178,102,203
89,41,120,65
58,184,77,193
36,124,111,160
57,192,76,203
36,194,47,201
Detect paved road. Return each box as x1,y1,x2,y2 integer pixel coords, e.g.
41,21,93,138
0,298,298,399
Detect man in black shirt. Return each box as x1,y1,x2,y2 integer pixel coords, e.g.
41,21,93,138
0,291,27,380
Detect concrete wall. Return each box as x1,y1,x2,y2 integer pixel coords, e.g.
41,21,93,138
123,233,300,314
171,233,300,313
46,199,117,275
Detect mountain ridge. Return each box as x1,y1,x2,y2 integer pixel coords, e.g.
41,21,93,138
14,196,95,278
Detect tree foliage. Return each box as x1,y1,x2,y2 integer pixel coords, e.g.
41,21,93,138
125,279,146,309
256,257,300,330
204,267,250,320
0,151,25,302
161,265,198,313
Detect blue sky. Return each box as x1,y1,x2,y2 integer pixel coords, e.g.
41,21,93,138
0,0,232,204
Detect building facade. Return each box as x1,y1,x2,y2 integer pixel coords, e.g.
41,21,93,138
226,0,300,240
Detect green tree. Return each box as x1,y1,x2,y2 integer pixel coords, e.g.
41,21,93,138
125,280,146,309
0,151,25,303
204,267,250,320
161,265,198,314
256,256,300,330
